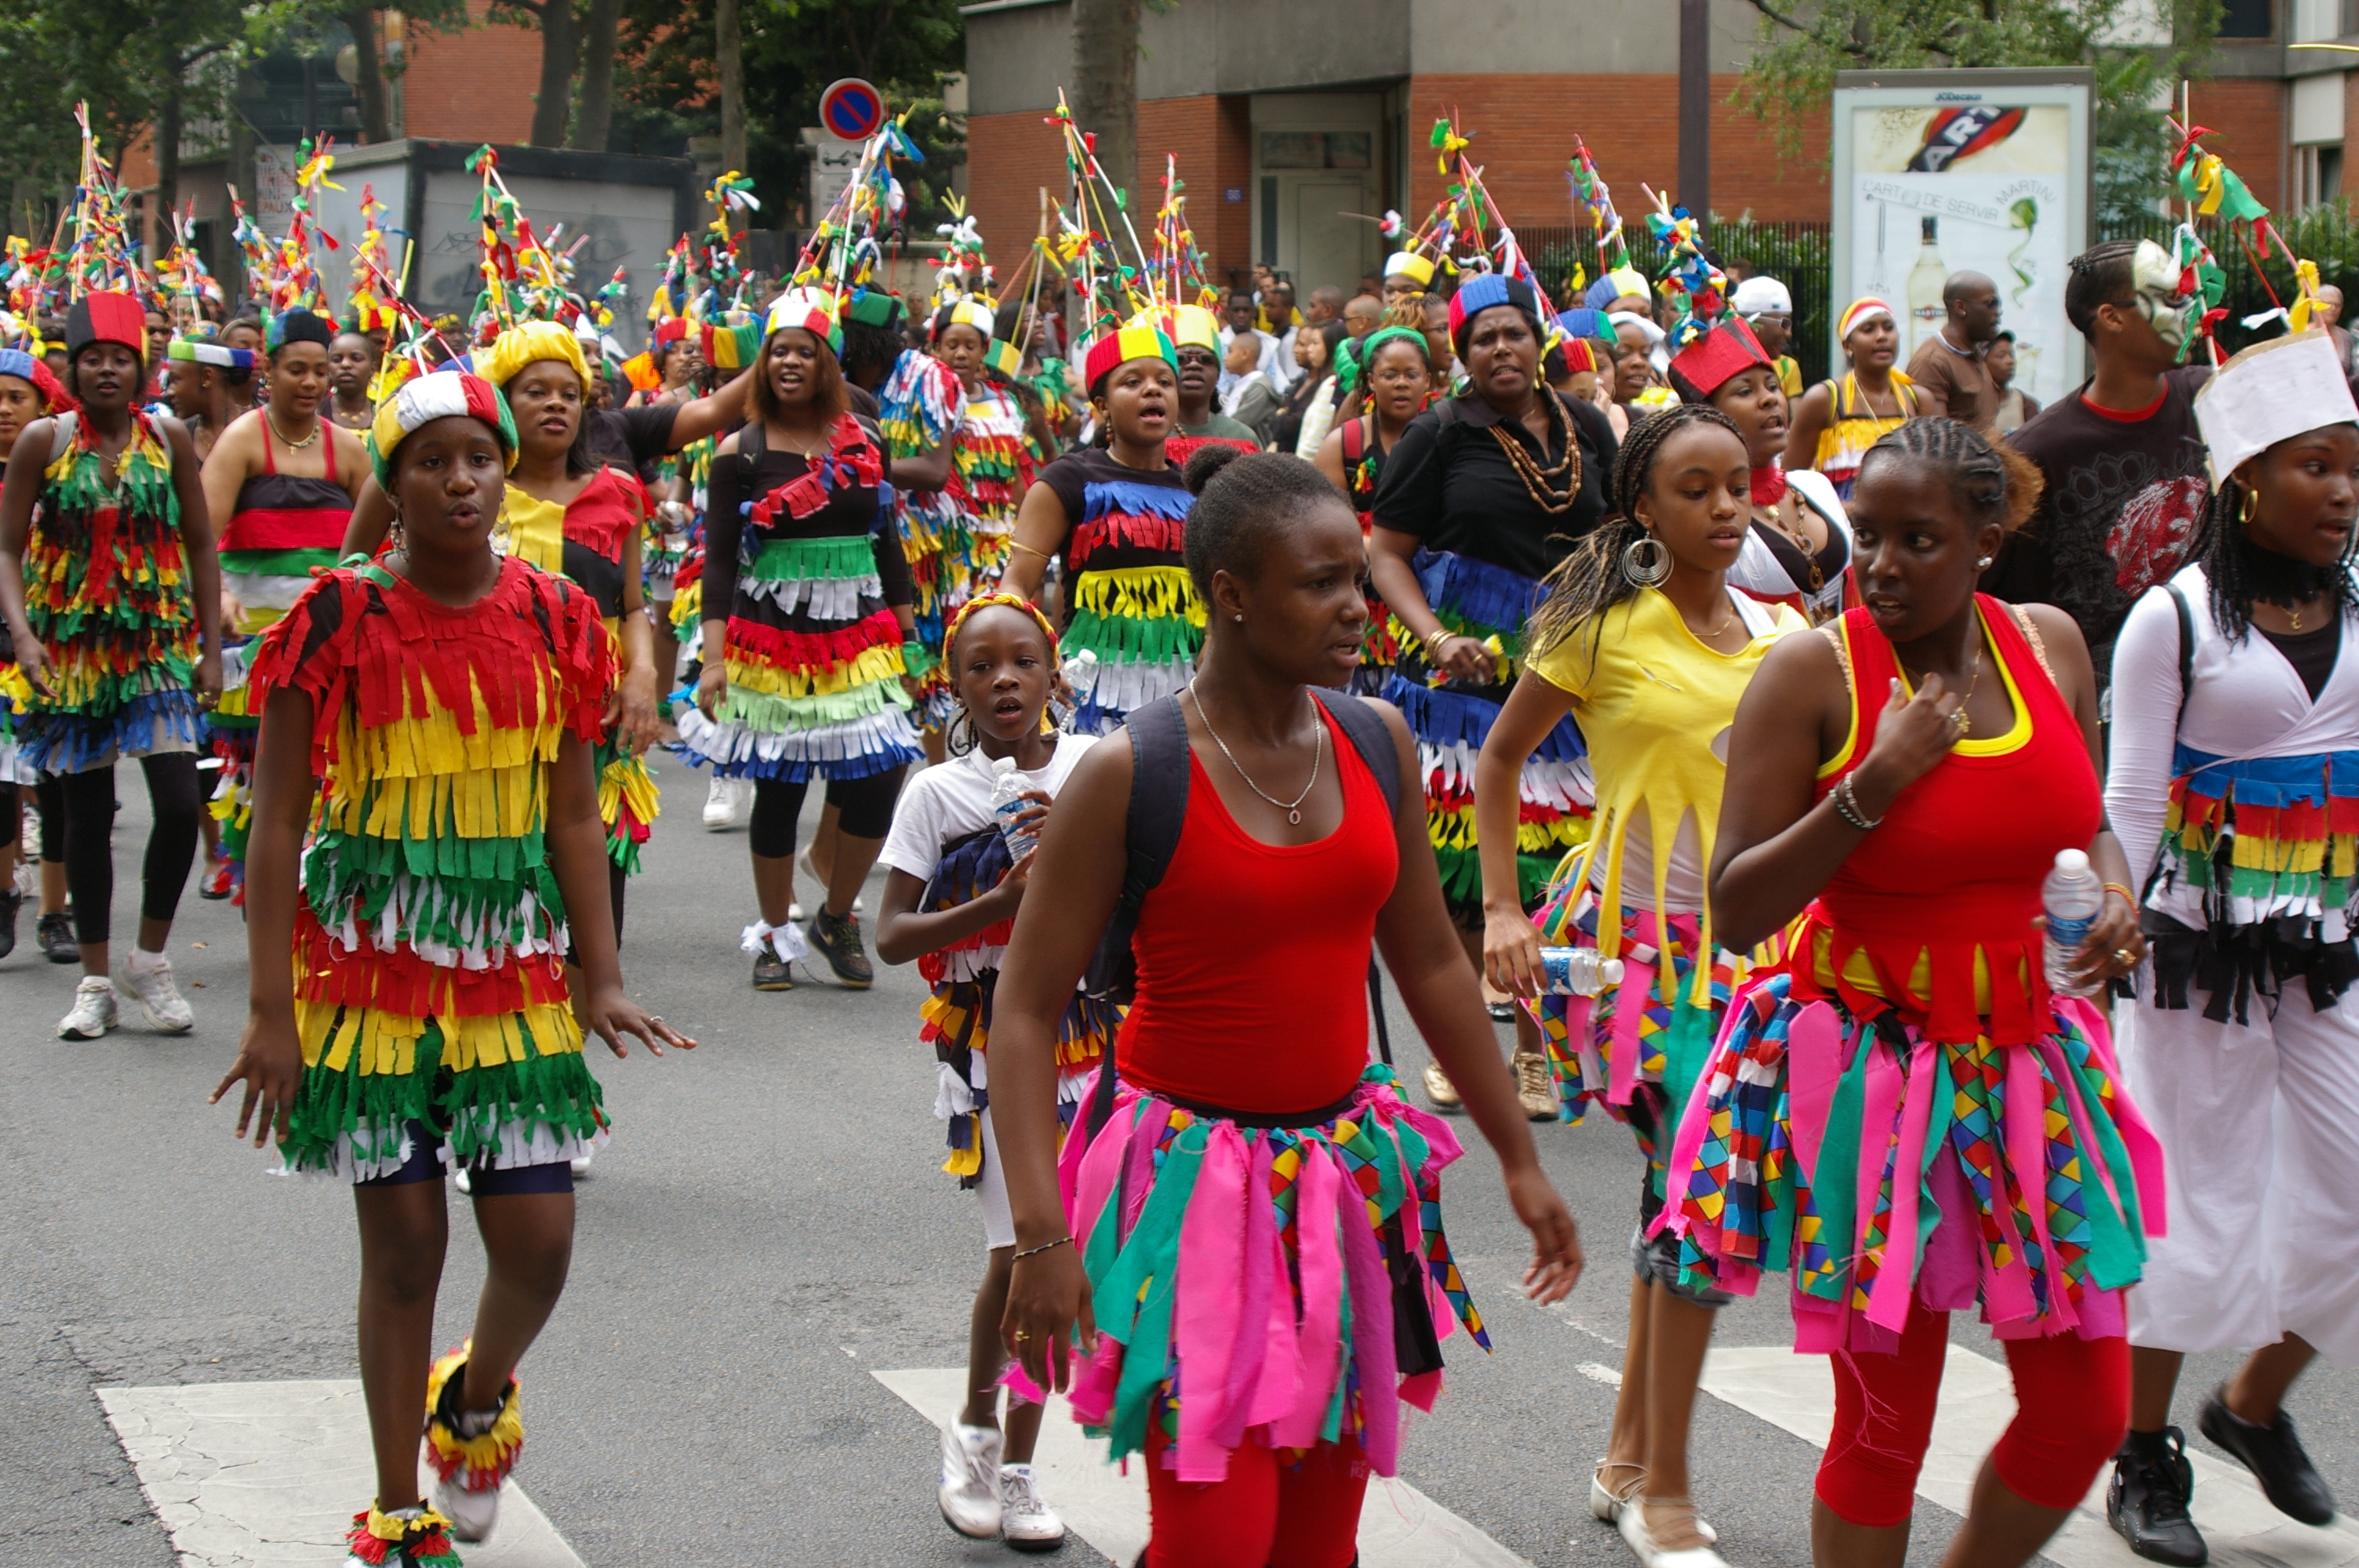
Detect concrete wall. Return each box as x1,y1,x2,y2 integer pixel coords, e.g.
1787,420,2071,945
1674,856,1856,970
1407,0,1759,75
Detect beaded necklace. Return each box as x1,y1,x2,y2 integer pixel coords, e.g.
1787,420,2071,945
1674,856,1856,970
1485,391,1580,515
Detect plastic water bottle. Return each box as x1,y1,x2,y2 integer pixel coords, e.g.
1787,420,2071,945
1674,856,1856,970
990,757,1041,863
2041,848,2105,996
1538,947,1627,996
1061,647,1098,694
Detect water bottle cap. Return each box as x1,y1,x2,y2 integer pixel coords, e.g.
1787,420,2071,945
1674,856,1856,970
2054,848,2089,875
1599,957,1625,985
993,756,1020,774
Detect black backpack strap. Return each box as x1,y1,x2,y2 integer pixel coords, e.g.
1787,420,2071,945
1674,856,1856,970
1312,691,1405,1065
1310,690,1401,818
2138,580,2201,909
1084,692,1192,1134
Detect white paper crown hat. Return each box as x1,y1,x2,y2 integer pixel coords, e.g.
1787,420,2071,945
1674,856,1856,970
2193,329,2359,485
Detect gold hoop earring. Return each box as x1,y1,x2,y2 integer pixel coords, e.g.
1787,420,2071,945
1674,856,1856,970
2241,486,2259,526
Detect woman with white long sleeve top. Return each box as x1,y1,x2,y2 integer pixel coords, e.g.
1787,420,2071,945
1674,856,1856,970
2101,331,2359,1567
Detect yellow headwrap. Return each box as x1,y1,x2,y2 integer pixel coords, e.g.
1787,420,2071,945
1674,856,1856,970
477,319,591,394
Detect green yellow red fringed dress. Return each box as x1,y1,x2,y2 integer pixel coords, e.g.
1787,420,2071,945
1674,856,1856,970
498,470,661,874
1659,600,2164,1349
880,348,965,728
249,554,613,1179
15,410,201,773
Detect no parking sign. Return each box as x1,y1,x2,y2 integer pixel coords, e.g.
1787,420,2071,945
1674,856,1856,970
819,79,886,143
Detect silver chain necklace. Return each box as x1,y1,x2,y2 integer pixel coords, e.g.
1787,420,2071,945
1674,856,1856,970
1188,685,1324,825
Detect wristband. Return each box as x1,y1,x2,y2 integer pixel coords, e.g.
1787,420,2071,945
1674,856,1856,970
2103,882,2137,907
1012,1234,1071,1261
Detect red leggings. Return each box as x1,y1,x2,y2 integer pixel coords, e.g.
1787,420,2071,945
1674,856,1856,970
1818,1298,2129,1528
1143,1425,1366,1567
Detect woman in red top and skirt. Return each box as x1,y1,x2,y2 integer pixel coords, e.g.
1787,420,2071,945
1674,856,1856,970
990,447,1583,1567
1663,419,2162,1568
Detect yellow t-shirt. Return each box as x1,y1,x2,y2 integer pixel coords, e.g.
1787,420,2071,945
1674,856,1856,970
1528,586,1803,996
1776,355,1803,399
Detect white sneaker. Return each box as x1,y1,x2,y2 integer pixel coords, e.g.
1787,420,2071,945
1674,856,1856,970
119,950,194,1033
701,775,749,830
787,902,804,923
938,1421,1001,1539
454,1166,473,1195
998,1462,1067,1551
57,975,118,1039
569,1149,592,1178
431,1472,502,1543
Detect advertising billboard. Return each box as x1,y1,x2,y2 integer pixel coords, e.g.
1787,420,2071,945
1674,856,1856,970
1830,68,2093,408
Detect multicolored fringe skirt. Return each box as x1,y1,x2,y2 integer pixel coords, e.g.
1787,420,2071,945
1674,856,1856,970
1660,974,2162,1352
1381,550,1588,916
920,827,1120,1183
1530,883,1734,1181
1063,481,1202,735
1021,1063,1489,1482
677,533,922,782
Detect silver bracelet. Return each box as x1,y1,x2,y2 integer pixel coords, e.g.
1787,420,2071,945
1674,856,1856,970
1831,775,1885,831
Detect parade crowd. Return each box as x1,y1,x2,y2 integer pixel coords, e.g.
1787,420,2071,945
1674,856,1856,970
5,101,2354,1568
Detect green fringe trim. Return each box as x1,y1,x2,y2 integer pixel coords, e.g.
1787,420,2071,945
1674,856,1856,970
743,535,878,584
1060,610,1203,666
281,1016,604,1174
1433,841,1558,913
222,547,342,579
718,678,913,730
304,829,567,952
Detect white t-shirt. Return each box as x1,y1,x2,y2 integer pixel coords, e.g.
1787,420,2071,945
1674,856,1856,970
879,732,1098,887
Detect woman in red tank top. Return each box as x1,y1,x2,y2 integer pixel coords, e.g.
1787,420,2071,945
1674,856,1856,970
1662,419,2161,1568
989,448,1581,1568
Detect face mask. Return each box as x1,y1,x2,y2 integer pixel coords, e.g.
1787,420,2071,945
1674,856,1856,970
2128,238,2195,354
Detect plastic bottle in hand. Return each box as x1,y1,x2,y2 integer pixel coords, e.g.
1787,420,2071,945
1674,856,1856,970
990,757,1040,863
1538,947,1627,996
2041,848,2104,996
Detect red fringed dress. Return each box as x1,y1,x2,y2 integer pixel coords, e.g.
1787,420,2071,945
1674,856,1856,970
249,555,614,1179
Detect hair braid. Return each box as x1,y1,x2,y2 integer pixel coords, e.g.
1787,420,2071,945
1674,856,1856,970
1857,416,2042,534
1525,403,1743,660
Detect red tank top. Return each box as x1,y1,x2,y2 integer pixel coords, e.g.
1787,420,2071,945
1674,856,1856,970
1116,698,1398,1114
1797,597,2101,1045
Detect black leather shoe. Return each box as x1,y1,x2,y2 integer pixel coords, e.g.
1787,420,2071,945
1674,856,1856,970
2109,1427,2208,1565
0,887,22,960
808,906,874,989
2200,1387,2337,1525
37,909,75,964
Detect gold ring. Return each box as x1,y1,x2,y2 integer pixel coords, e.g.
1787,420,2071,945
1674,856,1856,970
1950,709,1971,730
1012,1330,1030,1341
2114,948,2135,966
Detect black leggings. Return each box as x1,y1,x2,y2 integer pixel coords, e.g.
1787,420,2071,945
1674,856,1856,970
747,768,904,858
563,860,629,969
50,755,205,946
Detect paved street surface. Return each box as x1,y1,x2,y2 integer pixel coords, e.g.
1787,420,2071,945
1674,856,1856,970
6,760,2357,1566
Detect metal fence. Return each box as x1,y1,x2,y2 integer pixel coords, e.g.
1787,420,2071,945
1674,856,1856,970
1510,204,2359,383
1515,220,1837,384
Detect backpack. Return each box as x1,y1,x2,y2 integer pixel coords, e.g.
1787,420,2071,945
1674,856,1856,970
1082,688,1405,1132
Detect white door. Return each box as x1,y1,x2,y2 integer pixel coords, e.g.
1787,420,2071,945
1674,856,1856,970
1288,177,1371,296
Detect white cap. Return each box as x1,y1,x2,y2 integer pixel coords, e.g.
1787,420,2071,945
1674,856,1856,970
994,756,1019,774
2192,328,2359,486
2054,848,2090,875
1732,276,1792,318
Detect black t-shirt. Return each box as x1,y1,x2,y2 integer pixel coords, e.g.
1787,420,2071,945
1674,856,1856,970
583,404,682,480
2261,618,2340,702
1988,365,2211,681
703,414,912,615
1035,446,1190,576
1369,390,1617,579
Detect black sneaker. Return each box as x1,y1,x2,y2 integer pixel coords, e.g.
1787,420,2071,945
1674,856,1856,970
2108,1427,2208,1564
2200,1385,2337,1525
808,906,874,989
0,887,21,960
37,909,76,964
750,935,795,992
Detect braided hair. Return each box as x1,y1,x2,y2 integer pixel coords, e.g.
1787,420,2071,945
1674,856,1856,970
1181,444,1353,593
2194,470,2357,646
1524,403,1743,661
1854,416,2042,535
2064,239,2140,343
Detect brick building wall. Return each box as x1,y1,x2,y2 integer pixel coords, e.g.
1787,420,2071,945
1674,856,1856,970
1406,73,1830,226
402,0,542,145
2190,78,2286,213
968,94,1253,296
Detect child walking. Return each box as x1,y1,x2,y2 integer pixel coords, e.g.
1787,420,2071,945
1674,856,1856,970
211,371,692,1568
874,591,1118,1552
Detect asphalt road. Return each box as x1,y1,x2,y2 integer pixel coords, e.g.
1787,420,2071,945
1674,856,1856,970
6,760,2354,1566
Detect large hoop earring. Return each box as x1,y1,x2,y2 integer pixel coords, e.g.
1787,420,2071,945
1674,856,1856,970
2241,485,2260,526
1621,529,1672,588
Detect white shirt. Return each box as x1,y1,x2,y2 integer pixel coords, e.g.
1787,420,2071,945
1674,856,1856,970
2106,563,2359,929
1728,468,1852,622
879,731,1098,887
1218,327,1291,394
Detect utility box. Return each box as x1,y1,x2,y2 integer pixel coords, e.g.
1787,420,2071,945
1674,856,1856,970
304,140,700,354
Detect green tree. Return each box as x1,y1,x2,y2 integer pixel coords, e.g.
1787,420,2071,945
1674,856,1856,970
1732,0,2224,226
613,0,966,229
